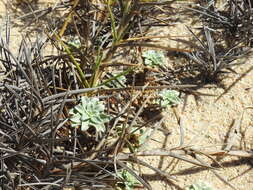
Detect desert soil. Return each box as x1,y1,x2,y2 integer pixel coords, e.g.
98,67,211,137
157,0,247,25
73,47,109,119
0,1,252,190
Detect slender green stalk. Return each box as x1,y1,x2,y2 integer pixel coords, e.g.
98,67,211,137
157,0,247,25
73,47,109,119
99,66,135,87
107,0,117,42
103,0,140,63
90,50,103,87
54,33,90,88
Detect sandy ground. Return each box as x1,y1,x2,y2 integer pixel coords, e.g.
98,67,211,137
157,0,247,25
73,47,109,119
0,1,252,190
139,62,253,189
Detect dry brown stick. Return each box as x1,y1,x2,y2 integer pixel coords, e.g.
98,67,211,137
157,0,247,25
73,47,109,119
123,149,215,169
99,84,217,93
201,150,253,158
111,42,193,54
224,116,243,152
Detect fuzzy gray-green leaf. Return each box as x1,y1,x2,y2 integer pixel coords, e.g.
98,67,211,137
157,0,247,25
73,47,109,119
69,96,110,134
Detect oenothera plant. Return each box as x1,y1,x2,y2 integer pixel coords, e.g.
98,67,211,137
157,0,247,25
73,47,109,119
101,71,127,89
142,50,166,67
156,89,181,107
186,181,215,190
69,96,110,133
116,166,140,190
67,36,81,50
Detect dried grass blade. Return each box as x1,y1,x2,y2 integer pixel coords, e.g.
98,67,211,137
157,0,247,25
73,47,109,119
42,87,101,103
185,25,207,51
224,116,243,152
202,150,253,158
204,27,217,71
134,149,214,168
113,42,192,53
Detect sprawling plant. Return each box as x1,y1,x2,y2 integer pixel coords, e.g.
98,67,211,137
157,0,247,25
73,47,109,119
69,96,110,133
186,181,214,190
142,50,165,67
116,167,140,190
156,89,181,107
67,36,81,50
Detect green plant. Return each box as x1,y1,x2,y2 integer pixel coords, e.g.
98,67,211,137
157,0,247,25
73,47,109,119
129,127,152,151
186,181,214,190
116,125,153,152
142,50,165,67
156,89,181,107
104,72,127,88
116,167,140,190
93,0,142,86
54,33,89,88
67,36,81,50
69,96,110,133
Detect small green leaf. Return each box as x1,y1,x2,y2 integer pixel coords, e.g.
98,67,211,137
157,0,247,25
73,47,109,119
70,114,82,123
139,128,152,145
81,122,89,131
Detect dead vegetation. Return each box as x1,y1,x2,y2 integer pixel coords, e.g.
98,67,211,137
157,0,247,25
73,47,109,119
0,0,252,190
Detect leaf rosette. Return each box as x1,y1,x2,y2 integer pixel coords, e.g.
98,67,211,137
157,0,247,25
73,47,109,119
69,97,110,133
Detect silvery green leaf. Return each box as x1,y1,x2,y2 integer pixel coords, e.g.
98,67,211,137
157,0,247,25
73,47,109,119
70,114,82,123
90,117,101,124
91,97,99,104
81,122,89,131
71,122,80,127
69,108,75,115
97,104,104,111
81,114,89,121
139,128,152,145
75,104,86,114
81,96,87,105
144,59,152,66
